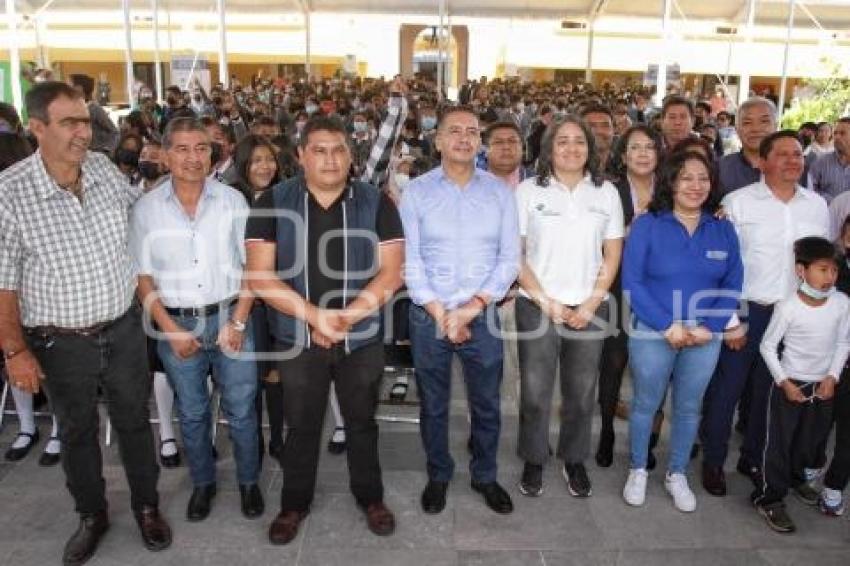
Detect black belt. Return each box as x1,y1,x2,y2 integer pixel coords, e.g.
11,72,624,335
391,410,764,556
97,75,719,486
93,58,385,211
26,308,129,338
164,297,236,318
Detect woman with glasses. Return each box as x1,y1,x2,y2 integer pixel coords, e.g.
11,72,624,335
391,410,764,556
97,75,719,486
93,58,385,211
596,125,661,468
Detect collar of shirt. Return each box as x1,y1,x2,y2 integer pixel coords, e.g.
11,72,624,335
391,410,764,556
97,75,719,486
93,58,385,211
752,180,813,203
436,165,488,189
736,151,760,173
546,173,594,193
33,148,103,201
160,178,220,215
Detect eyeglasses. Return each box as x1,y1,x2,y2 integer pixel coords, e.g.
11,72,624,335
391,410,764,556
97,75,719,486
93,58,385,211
627,143,657,153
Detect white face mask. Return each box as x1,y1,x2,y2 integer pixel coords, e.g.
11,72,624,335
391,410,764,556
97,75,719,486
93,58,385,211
800,280,835,301
394,173,411,190
305,103,318,115
353,121,368,133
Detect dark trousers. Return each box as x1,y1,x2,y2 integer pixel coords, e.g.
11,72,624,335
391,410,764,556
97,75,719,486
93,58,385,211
409,304,503,483
598,326,628,433
28,307,159,515
701,301,774,468
824,375,850,491
252,303,284,454
515,297,608,464
753,381,834,505
276,340,384,512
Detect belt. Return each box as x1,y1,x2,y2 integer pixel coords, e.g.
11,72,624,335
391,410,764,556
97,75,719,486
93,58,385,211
164,297,236,318
25,310,127,338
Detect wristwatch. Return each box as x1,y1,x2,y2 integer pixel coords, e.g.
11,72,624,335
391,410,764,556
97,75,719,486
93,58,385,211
229,318,247,332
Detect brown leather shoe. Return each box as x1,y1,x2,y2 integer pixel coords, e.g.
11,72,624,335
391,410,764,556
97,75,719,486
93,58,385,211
362,501,396,536
63,510,109,566
268,510,308,545
702,464,727,497
134,505,172,551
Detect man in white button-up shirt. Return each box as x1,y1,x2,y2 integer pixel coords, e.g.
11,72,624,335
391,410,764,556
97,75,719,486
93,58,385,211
130,118,262,523
700,131,829,497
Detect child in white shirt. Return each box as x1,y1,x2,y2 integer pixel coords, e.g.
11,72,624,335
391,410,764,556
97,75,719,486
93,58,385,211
755,236,850,533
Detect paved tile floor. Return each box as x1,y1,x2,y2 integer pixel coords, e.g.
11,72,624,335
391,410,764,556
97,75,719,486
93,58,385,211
0,362,848,565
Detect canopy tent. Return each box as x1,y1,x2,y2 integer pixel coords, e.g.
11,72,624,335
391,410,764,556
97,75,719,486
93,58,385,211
5,0,850,113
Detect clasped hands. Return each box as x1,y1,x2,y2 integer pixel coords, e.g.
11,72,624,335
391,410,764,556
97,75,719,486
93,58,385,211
780,376,836,404
663,322,713,349
538,296,598,330
308,307,355,349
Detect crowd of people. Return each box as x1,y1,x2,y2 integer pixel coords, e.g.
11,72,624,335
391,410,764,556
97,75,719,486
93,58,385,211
0,68,849,565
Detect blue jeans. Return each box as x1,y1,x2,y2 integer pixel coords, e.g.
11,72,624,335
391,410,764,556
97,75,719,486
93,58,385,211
158,308,259,486
628,321,721,473
409,304,503,483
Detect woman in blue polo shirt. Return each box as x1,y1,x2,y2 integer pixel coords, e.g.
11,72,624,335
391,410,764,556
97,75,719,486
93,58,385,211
621,151,743,512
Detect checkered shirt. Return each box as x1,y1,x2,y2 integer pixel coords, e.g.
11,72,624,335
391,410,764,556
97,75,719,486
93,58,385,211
0,150,140,328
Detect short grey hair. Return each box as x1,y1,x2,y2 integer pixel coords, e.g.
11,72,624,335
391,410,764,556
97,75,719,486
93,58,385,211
738,97,777,123
162,117,210,150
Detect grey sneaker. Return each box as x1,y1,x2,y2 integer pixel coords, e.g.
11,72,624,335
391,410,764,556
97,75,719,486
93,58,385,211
518,462,544,497
792,482,820,506
756,501,796,533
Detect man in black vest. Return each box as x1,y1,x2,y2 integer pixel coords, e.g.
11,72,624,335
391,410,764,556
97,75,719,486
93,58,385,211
245,115,405,545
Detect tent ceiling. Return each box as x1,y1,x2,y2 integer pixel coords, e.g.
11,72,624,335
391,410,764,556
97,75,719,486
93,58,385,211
13,0,850,30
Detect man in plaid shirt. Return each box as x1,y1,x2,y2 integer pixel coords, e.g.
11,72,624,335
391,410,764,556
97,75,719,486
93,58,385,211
0,82,171,566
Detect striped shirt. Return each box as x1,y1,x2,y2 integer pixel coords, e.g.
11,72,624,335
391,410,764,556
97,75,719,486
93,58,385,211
0,150,140,327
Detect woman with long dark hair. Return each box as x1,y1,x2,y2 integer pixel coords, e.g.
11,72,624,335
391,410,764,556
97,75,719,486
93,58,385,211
231,134,285,463
514,115,624,498
621,151,742,512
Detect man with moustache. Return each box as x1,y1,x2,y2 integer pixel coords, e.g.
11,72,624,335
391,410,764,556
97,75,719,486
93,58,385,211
0,81,171,566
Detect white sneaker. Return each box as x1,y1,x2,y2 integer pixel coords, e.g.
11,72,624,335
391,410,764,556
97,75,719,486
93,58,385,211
623,468,648,507
665,472,697,512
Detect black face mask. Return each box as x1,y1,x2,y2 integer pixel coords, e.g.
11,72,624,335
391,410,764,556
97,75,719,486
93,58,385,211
116,148,139,168
137,160,161,181
210,142,223,166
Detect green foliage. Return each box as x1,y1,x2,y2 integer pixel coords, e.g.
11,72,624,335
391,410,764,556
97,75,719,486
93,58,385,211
781,63,850,129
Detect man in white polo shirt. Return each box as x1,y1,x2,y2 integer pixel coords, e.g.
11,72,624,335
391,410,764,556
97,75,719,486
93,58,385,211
700,130,829,497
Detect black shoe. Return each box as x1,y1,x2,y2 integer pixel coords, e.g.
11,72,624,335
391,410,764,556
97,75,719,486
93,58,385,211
133,505,172,551
518,462,544,497
563,462,592,497
595,429,615,468
187,484,216,522
471,481,514,514
420,480,449,514
38,441,61,467
159,439,180,469
756,501,796,533
327,427,346,455
4,430,39,462
240,484,265,519
701,463,727,497
62,510,109,566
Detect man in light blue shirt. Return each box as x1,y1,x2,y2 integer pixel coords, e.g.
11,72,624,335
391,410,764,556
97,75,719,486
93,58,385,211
400,106,520,516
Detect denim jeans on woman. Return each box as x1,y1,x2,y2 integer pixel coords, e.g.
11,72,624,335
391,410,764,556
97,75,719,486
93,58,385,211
628,320,721,473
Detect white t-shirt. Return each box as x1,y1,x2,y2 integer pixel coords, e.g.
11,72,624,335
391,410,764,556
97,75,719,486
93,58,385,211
760,292,850,384
516,174,624,305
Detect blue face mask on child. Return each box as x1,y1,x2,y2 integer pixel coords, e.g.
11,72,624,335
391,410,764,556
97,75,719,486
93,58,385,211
799,280,835,301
